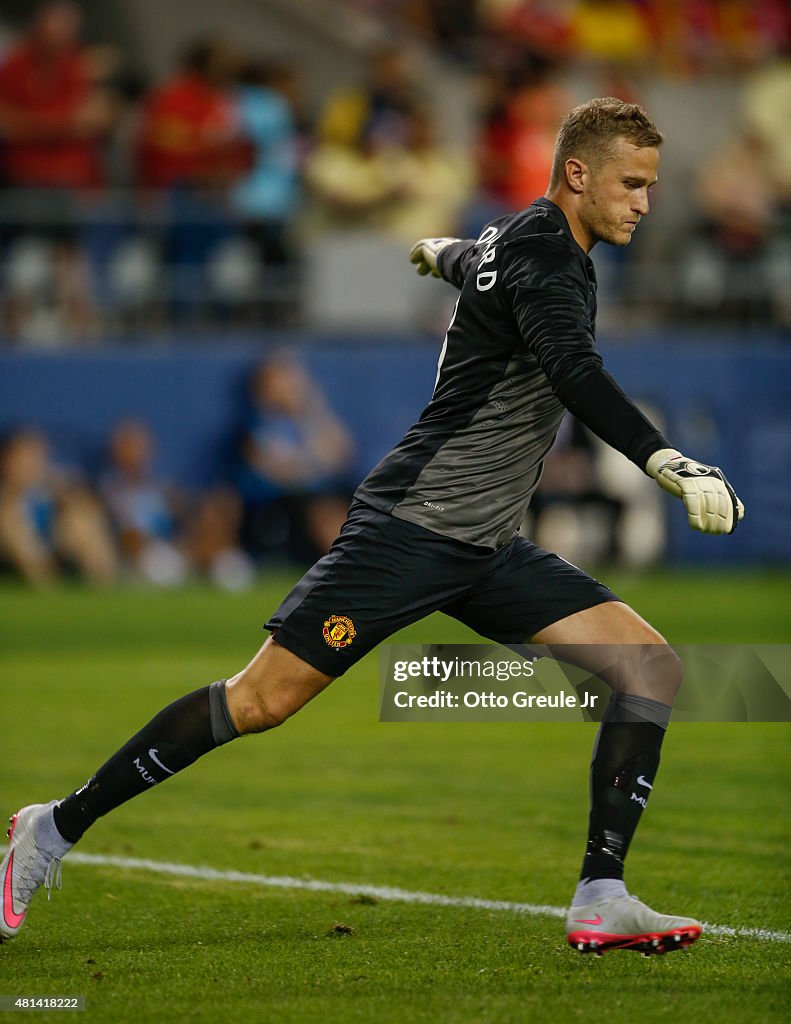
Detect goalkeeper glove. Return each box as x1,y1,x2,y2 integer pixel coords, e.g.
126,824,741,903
409,237,458,278
646,448,745,535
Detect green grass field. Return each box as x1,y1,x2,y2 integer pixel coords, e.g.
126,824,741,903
1,570,789,1023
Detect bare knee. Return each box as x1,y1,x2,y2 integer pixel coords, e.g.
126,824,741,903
229,683,294,734
633,643,683,705
225,637,335,735
532,602,684,704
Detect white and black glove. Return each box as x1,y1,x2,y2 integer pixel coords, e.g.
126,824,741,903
409,237,458,278
646,448,745,535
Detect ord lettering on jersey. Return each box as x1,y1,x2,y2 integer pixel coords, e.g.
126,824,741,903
357,200,588,548
476,224,500,292
356,198,668,548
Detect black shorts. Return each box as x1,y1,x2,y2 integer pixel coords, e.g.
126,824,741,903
265,500,619,677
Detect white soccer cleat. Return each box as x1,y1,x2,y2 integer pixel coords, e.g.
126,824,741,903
566,894,702,956
0,802,70,942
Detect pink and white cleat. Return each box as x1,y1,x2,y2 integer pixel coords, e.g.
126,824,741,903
567,894,702,956
1,802,71,942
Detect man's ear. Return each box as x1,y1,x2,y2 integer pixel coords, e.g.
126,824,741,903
565,158,587,195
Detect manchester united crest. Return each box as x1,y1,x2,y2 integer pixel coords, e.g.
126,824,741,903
323,614,356,649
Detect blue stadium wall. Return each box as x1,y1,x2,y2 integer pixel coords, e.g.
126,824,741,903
1,333,789,565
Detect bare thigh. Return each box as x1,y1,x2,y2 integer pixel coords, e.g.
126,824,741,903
531,600,682,704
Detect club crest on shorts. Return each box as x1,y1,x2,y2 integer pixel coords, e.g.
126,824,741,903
323,614,356,649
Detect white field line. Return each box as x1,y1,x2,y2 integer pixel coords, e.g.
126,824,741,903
68,852,790,945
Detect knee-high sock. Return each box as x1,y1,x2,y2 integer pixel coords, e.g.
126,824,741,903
52,680,239,843
580,692,671,882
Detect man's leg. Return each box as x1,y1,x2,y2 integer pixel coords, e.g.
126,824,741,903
1,639,332,941
53,637,333,842
3,500,495,943
532,601,701,955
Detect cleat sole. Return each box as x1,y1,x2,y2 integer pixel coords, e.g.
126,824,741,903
568,925,702,957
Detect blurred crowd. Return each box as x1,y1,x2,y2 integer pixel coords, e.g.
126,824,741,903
0,0,789,343
0,356,356,587
363,0,791,73
0,347,664,587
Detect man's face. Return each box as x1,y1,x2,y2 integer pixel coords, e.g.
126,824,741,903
580,139,659,247
33,2,81,52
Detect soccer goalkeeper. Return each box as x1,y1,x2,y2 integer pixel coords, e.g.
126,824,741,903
2,98,743,957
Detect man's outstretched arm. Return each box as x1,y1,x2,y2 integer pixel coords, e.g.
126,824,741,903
409,237,481,289
557,366,744,535
501,241,745,536
409,233,745,535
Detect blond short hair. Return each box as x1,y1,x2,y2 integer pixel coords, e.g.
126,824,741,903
549,97,664,189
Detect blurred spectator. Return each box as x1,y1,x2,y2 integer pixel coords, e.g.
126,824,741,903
479,1,571,61
0,1,115,341
401,0,480,65
137,37,248,190
741,51,791,325
0,427,117,585
475,62,570,218
237,357,355,562
682,126,781,323
307,103,472,241
474,70,519,220
742,52,791,205
136,36,251,316
318,44,418,148
230,57,301,323
501,67,570,210
569,0,651,66
183,486,253,591
0,2,111,191
304,122,404,234
380,106,475,241
101,419,253,589
268,62,312,163
101,419,188,586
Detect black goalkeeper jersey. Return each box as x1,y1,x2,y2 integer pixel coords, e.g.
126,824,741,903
355,197,668,549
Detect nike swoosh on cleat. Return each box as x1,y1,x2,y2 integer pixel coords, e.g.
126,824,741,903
3,851,26,929
148,749,174,775
573,914,602,925
636,775,653,789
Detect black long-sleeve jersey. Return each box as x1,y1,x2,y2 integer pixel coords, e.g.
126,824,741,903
355,197,669,549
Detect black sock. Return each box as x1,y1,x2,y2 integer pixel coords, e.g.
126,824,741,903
580,693,671,882
53,680,239,844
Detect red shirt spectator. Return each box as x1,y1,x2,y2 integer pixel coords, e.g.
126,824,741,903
480,74,570,210
137,40,249,189
0,3,107,189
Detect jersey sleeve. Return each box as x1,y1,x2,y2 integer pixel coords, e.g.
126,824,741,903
501,237,668,470
563,366,669,470
436,239,483,290
501,236,602,386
